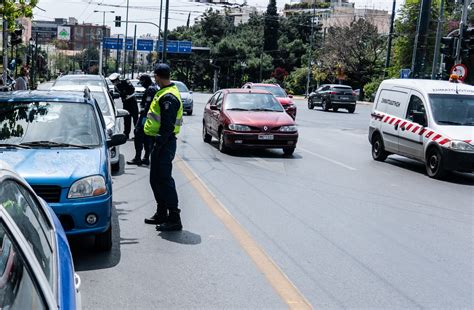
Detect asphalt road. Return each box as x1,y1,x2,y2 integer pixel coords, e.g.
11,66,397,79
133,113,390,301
71,93,474,309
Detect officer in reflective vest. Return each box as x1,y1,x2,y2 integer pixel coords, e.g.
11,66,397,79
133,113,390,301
144,64,184,231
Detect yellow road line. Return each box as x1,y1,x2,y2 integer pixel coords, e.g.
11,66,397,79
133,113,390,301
176,157,313,309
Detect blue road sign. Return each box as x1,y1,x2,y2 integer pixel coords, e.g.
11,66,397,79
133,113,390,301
126,38,134,51
178,41,192,53
156,40,193,53
103,37,123,50
400,69,411,79
137,39,154,51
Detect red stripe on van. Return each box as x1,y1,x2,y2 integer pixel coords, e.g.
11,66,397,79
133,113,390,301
425,131,434,138
413,126,420,133
406,123,413,131
439,138,450,145
432,134,442,141
389,118,396,124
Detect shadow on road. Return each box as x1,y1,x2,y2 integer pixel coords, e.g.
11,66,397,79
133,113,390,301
208,141,303,159
158,230,202,245
387,157,474,185
69,203,121,271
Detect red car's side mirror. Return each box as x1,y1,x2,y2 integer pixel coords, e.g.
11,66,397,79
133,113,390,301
210,105,218,111
288,94,293,99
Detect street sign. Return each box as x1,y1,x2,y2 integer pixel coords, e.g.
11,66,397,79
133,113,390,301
450,63,468,81
57,26,71,41
126,38,134,51
400,68,411,79
178,41,192,53
103,37,123,50
137,39,154,51
157,40,193,53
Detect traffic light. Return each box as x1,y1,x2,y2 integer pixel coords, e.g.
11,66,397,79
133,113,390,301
440,36,457,58
115,16,121,27
460,26,474,59
10,29,23,46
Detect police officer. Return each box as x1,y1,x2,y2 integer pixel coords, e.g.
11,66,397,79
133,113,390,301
144,64,183,231
109,73,139,140
127,74,159,166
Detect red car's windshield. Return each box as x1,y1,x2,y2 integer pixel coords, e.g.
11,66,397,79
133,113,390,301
252,86,286,98
225,93,284,112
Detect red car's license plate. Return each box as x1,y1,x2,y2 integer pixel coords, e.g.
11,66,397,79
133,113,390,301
258,134,274,140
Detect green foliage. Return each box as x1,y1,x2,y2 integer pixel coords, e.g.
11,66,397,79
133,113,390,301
285,67,311,95
363,77,383,102
262,77,278,84
264,0,279,57
0,0,38,30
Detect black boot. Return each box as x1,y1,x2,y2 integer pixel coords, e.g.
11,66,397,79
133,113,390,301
127,157,142,165
156,209,182,231
144,208,167,225
141,157,150,166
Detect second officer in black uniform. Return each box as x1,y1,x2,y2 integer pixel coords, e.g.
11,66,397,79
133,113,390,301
109,73,139,140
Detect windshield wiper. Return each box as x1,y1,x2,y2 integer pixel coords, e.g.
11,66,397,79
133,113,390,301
0,143,31,149
226,108,249,111
21,141,92,149
437,120,463,125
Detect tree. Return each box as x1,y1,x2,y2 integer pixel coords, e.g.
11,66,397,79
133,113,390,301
0,0,38,30
318,19,386,97
264,0,279,62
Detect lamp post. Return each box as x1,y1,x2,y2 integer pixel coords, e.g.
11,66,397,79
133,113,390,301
94,10,115,75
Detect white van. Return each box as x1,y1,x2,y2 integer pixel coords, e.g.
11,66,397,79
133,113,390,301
369,79,474,178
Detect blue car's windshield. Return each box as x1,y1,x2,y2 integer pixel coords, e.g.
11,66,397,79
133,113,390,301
0,101,101,147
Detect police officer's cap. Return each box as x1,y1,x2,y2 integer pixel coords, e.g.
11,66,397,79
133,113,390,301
154,63,171,78
108,73,120,81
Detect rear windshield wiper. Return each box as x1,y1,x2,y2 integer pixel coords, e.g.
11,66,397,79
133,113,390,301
437,120,463,125
0,143,31,149
21,141,92,149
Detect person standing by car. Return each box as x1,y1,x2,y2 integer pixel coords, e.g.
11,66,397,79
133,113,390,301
127,74,159,166
14,66,29,90
109,73,139,140
144,64,183,231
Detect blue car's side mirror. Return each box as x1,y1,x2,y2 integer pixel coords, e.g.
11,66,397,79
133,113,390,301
107,133,127,148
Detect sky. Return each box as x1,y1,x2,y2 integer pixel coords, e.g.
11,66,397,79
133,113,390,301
33,0,405,37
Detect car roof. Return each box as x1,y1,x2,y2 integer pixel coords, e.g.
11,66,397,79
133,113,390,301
58,74,104,80
245,83,280,87
0,90,95,104
51,84,106,93
222,88,272,94
380,79,474,95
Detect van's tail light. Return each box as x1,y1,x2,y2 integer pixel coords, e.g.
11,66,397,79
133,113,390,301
329,91,337,95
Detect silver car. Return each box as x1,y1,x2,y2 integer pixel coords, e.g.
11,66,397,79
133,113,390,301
173,80,193,115
51,84,129,172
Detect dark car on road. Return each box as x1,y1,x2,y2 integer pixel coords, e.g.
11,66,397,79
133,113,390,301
202,89,298,156
308,84,357,113
242,83,297,119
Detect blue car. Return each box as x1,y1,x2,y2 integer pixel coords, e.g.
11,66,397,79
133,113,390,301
0,160,80,309
0,89,126,251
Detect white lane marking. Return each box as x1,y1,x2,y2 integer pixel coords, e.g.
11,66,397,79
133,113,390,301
299,147,357,171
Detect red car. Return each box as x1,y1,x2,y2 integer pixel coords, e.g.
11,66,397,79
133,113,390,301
242,83,297,119
202,89,298,156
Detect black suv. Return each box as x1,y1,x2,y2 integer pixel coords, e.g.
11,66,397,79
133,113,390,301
308,84,357,113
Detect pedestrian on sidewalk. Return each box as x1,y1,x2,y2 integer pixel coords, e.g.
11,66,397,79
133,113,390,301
14,66,29,90
109,73,139,140
127,74,159,166
144,64,184,231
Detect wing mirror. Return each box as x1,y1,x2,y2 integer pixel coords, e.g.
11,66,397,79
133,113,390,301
107,133,127,148
110,91,120,99
116,108,130,118
412,111,427,127
288,94,293,99
210,105,218,111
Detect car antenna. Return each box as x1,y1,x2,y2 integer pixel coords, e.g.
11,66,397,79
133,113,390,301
456,83,459,94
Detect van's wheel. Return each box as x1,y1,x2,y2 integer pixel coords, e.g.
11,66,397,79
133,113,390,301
348,106,355,113
95,225,112,252
111,159,120,173
308,99,314,110
218,130,228,153
333,107,339,112
187,109,193,116
202,123,212,143
372,134,388,162
322,100,330,111
426,147,447,179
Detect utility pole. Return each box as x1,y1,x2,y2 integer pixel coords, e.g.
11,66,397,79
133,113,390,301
2,19,8,85
94,10,115,75
131,25,137,79
384,0,396,78
123,0,130,76
116,34,121,72
305,0,316,97
431,0,445,79
162,0,170,63
158,0,163,62
411,0,432,78
455,0,470,64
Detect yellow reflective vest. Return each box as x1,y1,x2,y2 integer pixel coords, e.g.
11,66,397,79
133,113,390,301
144,84,183,137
